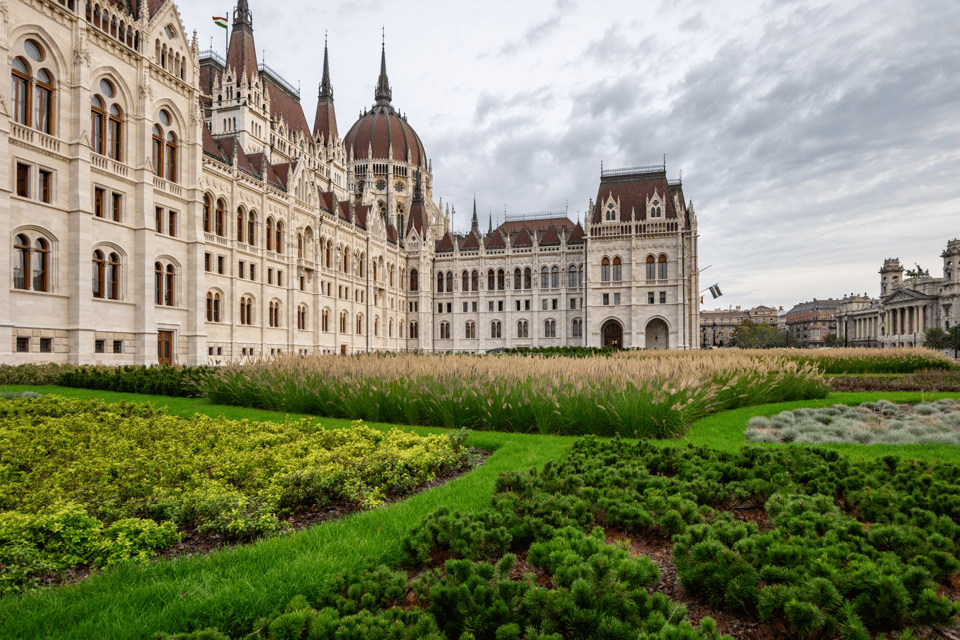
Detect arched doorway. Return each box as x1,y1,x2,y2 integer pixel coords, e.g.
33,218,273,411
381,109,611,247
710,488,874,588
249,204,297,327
601,319,623,348
645,318,669,350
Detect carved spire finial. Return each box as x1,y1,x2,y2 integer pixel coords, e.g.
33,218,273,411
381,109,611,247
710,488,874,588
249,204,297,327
375,29,392,105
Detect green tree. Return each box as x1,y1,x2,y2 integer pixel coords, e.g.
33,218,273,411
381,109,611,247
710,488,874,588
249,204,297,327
925,326,947,350
824,334,839,347
947,325,960,359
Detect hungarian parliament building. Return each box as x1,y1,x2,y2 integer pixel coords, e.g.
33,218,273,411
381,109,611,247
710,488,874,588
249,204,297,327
3,0,700,364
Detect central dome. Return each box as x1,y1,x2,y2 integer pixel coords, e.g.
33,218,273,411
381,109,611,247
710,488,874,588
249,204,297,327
342,44,426,169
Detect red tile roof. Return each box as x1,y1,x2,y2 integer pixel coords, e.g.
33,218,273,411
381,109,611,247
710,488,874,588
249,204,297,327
265,80,312,140
354,205,370,230
436,232,455,252
512,227,533,247
317,190,335,214
314,97,338,144
485,231,506,248
497,216,575,237
461,231,480,250
406,201,427,237
202,125,226,162
539,225,560,246
567,222,585,244
225,26,259,83
591,169,684,224
343,105,427,168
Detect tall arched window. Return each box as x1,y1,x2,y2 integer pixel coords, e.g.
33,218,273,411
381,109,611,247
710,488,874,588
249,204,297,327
497,269,505,290
410,269,419,292
248,211,256,246
164,264,175,306
488,269,495,290
471,270,479,292
514,268,521,290
12,57,31,126
517,320,529,338
215,199,225,236
14,234,49,292
658,254,668,280
108,104,122,160
240,296,252,325
646,255,656,280
203,194,212,232
462,270,469,292
269,301,281,327
568,265,578,289
356,313,363,335
105,251,118,299
237,208,244,243
35,69,53,135
544,319,556,338
152,125,163,176
206,292,221,322
276,220,284,254
551,266,560,288
322,308,330,332
465,321,475,339
154,262,162,304
601,257,611,282
91,96,106,154
389,318,394,337
437,271,444,292
613,257,622,282
298,305,307,330
165,131,177,181
374,316,379,336
446,271,453,292
266,218,274,251
153,109,177,182
491,321,501,338
540,267,548,289
92,250,104,298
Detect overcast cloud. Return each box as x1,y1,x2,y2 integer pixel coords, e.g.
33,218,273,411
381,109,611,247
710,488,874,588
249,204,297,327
180,0,960,311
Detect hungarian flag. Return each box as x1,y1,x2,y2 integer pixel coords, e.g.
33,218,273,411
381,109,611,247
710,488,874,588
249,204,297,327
709,284,722,299
213,16,228,29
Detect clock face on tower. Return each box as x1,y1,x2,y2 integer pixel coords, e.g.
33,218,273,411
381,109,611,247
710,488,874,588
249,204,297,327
376,179,386,191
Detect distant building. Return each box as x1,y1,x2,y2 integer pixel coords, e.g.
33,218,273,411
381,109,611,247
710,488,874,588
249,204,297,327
785,299,841,348
836,239,960,348
699,305,779,347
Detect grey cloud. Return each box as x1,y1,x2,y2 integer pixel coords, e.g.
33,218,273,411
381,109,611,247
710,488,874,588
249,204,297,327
678,13,705,32
496,14,563,57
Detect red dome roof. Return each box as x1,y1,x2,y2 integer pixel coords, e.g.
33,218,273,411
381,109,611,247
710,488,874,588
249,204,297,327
343,104,426,168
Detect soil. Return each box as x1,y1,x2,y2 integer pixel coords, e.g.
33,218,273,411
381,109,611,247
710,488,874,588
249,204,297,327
830,372,960,393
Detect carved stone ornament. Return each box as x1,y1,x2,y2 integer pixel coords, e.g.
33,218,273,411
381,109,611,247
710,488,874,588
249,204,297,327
75,24,91,67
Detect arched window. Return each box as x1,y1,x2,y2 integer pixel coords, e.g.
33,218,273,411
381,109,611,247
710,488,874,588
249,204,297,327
276,220,284,254
152,125,163,176
339,311,347,333
92,249,104,298
240,296,252,325
437,271,444,293
298,234,304,259
358,252,363,277
462,270,469,292
215,199,225,236
165,131,177,182
389,318,394,337
105,251,118,299
658,254,668,280
605,202,616,221
154,262,162,304
374,316,379,336
298,304,307,330
91,95,106,154
410,269,419,292
248,211,256,246
491,321,501,338
613,257,622,282
471,270,479,292
544,319,556,338
164,264,175,306
572,318,582,338
12,57,31,126
446,271,453,292
523,267,531,289
497,269,505,290
266,218,274,251
409,321,419,339
646,255,656,280
601,257,611,282
322,308,330,332
35,69,53,135
517,320,529,338
268,301,280,328
14,234,50,292
108,104,122,160
514,268,521,290
237,208,244,243
203,195,212,232
465,321,475,339
206,292,221,322
487,269,495,290
439,321,450,339
551,266,560,288
568,265,578,289
356,313,363,335
540,267,548,289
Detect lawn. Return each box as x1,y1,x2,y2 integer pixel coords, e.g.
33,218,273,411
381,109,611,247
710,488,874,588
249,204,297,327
0,386,958,639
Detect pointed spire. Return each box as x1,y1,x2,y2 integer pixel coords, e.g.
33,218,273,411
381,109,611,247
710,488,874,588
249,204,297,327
488,212,493,234
233,0,253,31
375,29,392,105
319,33,333,101
471,195,480,235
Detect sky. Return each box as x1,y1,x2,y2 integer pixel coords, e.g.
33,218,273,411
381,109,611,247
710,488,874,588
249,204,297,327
178,0,960,312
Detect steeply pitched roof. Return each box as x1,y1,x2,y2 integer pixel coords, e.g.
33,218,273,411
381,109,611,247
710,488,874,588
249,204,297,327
592,167,684,224
538,225,560,246
460,231,480,250
485,230,506,248
497,216,574,237
202,125,226,162
436,232,455,252
265,80,312,140
513,227,533,247
567,222,585,244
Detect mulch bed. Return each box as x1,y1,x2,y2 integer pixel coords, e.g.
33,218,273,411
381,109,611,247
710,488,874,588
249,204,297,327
830,373,960,393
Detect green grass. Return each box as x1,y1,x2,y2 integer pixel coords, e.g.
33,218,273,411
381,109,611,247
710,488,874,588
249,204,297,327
0,386,958,639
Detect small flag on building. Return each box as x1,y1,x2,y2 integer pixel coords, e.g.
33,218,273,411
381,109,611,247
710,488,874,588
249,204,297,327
213,16,228,28
709,284,722,299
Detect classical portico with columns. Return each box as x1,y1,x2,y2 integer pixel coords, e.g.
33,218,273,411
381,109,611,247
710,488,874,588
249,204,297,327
836,241,960,348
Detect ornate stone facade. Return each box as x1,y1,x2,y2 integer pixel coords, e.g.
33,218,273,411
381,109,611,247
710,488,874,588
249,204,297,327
3,0,700,363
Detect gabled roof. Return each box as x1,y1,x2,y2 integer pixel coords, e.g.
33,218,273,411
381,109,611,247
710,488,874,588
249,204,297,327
539,225,560,246
513,227,533,247
245,153,285,190
460,231,480,250
592,167,684,224
317,190,335,214
497,217,574,237
567,222,585,244
436,232,455,252
485,230,506,249
354,205,370,230
202,125,227,162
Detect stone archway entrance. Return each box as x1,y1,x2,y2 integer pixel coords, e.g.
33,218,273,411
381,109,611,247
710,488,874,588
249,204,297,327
601,320,623,349
645,318,669,350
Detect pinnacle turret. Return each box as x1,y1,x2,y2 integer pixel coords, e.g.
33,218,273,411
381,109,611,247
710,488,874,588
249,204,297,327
319,36,333,101
471,196,480,235
374,33,392,105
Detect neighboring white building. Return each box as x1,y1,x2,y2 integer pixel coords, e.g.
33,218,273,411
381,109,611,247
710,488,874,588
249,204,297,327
836,240,960,348
3,0,700,364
